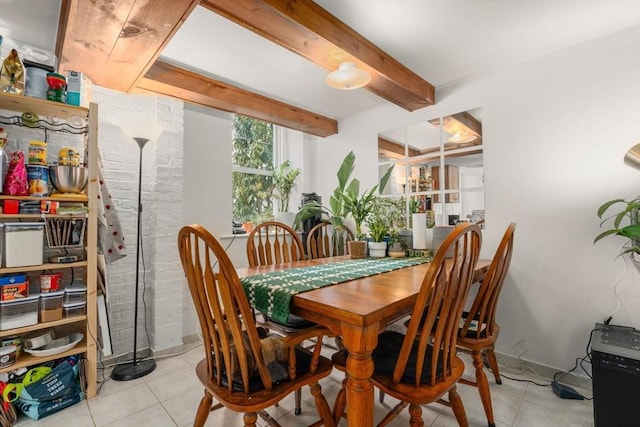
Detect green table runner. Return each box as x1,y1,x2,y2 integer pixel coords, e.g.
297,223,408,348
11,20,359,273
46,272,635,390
241,256,432,324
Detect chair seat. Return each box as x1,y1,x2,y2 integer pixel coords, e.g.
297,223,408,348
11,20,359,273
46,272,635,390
457,323,500,349
198,351,334,412
373,358,465,403
213,345,314,392
374,330,444,382
331,337,466,403
262,313,314,330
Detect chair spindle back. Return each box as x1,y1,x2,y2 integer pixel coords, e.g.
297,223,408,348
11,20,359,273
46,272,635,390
400,223,482,387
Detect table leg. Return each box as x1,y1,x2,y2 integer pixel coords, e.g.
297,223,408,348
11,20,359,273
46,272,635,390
341,322,380,427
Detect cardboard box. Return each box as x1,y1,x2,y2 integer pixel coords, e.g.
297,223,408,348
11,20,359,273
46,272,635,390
66,71,91,107
0,275,28,301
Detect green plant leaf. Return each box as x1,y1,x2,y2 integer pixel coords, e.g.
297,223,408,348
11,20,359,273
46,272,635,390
619,246,640,256
337,151,356,190
378,163,395,194
594,229,619,243
597,199,625,218
619,224,640,239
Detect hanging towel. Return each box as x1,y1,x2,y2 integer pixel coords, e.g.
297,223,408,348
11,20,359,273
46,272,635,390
95,153,127,264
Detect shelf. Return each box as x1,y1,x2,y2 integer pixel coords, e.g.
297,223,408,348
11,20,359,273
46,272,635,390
0,214,87,219
0,195,88,203
0,261,87,274
0,315,86,339
0,93,88,120
0,341,87,374
0,92,97,399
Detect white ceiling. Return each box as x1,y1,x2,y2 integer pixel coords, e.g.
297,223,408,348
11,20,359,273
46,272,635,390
1,0,639,123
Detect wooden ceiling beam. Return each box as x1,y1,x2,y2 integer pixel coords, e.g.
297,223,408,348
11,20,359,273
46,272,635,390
378,137,420,159
136,61,338,138
200,0,435,111
451,112,482,137
56,0,199,93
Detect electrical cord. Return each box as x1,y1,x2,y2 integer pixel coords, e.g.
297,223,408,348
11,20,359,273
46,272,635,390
548,326,600,400
115,222,237,365
603,241,632,321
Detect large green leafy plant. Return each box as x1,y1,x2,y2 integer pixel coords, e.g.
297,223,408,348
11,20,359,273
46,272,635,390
271,160,301,212
294,150,393,246
594,196,640,256
342,165,394,239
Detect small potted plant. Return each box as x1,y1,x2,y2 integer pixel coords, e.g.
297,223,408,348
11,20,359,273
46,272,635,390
368,215,389,257
271,160,301,228
595,196,640,258
387,229,407,257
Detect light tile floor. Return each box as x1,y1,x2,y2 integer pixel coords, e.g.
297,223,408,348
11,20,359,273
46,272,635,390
13,344,594,427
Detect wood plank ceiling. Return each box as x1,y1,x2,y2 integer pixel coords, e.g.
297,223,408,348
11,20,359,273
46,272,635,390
56,0,436,138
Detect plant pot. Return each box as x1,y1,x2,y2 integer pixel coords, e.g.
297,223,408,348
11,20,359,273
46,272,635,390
425,227,434,250
388,242,405,258
368,241,387,258
348,241,367,259
398,229,413,251
275,212,296,229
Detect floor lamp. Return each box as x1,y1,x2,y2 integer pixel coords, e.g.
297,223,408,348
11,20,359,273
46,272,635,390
111,122,163,381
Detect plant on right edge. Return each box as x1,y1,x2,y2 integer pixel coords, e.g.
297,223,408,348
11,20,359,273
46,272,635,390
594,196,640,256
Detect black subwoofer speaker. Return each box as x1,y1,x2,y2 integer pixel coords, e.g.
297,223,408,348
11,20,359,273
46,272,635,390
591,324,640,426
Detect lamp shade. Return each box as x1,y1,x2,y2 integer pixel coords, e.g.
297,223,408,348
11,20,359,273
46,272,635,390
624,142,640,171
448,132,477,144
325,62,371,90
119,120,163,142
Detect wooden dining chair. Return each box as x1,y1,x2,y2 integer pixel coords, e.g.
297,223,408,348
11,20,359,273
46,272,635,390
332,223,482,427
178,224,336,427
246,220,310,415
381,222,516,427
306,222,354,259
453,222,516,427
246,221,305,267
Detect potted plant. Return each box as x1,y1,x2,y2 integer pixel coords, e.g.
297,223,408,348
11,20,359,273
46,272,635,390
368,214,389,257
342,162,394,257
294,151,393,257
595,196,640,257
294,152,356,254
387,229,407,257
271,160,301,228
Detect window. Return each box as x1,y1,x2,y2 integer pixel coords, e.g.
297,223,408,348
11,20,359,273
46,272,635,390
232,115,275,224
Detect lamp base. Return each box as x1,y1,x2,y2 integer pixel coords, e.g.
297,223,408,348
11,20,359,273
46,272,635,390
111,359,156,381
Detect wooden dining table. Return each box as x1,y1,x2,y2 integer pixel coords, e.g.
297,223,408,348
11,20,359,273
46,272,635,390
237,255,491,427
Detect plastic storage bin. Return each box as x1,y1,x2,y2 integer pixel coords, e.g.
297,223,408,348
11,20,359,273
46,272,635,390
39,290,64,322
63,301,86,318
2,223,44,267
0,295,39,330
63,283,86,304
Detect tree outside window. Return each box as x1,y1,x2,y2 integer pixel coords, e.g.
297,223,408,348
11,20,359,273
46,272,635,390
232,116,274,224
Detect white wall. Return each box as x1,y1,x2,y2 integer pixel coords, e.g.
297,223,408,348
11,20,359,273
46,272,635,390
311,25,640,371
93,87,184,356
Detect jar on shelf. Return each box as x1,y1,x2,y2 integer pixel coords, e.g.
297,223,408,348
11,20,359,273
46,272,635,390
58,147,80,166
28,140,47,165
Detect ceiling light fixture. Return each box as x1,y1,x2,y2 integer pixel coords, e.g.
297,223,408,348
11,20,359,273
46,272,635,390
448,132,477,144
624,142,640,171
325,62,371,90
